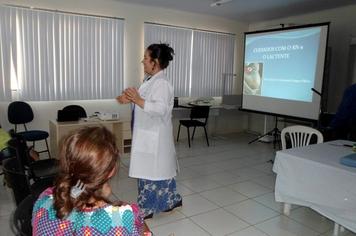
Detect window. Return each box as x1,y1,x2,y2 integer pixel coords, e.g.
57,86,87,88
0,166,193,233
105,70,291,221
144,24,192,97
0,6,124,101
191,30,235,97
0,7,13,101
144,23,235,97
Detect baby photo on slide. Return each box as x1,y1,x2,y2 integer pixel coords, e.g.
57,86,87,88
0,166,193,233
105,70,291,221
243,62,263,95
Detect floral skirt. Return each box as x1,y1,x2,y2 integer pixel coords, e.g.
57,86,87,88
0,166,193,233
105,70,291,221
137,178,182,217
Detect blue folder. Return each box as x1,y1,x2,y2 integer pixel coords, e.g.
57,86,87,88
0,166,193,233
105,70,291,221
340,153,356,167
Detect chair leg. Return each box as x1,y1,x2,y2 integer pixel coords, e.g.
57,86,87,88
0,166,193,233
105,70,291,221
45,139,51,159
283,203,291,216
187,127,191,148
177,124,181,142
333,223,340,236
192,127,196,140
203,126,209,146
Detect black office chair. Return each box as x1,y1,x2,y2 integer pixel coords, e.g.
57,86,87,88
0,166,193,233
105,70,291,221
3,158,30,205
0,126,16,176
7,135,58,182
177,106,210,148
11,193,37,236
3,157,54,206
62,105,87,118
0,147,16,176
8,101,51,158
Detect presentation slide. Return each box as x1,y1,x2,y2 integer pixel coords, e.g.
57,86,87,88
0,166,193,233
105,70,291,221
241,23,329,120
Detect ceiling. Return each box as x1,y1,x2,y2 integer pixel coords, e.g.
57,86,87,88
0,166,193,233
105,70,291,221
113,0,356,23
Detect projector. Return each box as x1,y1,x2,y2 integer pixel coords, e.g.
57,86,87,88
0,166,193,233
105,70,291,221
98,112,119,121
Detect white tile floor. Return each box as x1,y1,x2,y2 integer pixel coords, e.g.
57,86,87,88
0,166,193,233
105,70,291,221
1,132,356,236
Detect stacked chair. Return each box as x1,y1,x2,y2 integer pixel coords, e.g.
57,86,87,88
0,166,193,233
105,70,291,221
7,133,58,182
4,133,59,236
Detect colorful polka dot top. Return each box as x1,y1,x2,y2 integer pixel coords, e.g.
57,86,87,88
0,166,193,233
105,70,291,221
32,187,144,236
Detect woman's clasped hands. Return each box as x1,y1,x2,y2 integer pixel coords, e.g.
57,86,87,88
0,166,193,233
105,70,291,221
116,87,144,108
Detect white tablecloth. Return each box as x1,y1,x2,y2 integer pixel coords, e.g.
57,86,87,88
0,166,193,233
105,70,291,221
273,140,356,232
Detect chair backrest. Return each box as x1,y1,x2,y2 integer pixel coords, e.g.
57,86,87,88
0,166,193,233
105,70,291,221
7,135,33,168
281,125,324,150
62,105,87,118
190,106,210,123
8,101,34,126
3,158,31,206
347,117,356,141
12,193,37,235
0,147,16,166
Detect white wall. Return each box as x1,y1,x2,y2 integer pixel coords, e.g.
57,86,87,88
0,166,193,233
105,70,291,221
0,0,249,139
247,4,356,134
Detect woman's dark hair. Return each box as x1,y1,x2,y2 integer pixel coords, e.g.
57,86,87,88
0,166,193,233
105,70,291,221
147,43,174,69
53,126,119,219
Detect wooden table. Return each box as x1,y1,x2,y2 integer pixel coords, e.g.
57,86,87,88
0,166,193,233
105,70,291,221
49,119,131,157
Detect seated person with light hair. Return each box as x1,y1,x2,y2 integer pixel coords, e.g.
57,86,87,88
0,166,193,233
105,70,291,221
32,126,145,235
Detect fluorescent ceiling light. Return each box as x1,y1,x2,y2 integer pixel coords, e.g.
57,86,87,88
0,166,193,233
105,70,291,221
210,0,233,7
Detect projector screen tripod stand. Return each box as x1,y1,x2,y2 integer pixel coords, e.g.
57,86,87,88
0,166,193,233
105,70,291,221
248,116,281,150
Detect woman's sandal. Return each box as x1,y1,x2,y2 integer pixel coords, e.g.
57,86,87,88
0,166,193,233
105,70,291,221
163,200,183,213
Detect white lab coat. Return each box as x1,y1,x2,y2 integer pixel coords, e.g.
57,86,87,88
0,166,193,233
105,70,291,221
129,71,177,180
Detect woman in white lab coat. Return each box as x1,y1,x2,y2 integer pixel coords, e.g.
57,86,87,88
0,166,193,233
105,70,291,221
117,44,182,219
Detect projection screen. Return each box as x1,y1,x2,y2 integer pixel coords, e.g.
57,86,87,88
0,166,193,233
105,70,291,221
241,23,329,120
